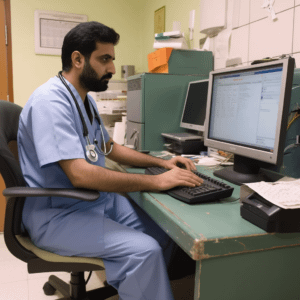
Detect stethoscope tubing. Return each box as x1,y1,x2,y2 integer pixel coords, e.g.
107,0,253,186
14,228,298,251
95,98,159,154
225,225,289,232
57,71,113,159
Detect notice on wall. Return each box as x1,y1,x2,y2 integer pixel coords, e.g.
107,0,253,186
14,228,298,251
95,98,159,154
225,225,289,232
35,10,88,55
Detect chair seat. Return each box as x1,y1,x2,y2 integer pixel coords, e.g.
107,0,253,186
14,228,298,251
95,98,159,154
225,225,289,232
16,235,105,269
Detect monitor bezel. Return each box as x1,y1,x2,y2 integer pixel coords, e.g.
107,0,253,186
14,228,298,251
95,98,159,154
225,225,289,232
180,79,209,132
204,58,294,166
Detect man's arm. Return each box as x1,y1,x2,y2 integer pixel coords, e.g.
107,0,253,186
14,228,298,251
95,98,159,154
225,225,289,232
59,158,203,193
106,138,196,171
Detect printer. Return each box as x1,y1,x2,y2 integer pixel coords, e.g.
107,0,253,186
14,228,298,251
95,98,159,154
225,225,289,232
241,192,300,233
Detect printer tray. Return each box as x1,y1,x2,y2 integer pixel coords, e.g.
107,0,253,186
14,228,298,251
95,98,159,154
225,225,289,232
240,192,300,233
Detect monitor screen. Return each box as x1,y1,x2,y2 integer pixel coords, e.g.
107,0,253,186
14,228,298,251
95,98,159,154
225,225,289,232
204,57,295,185
180,79,209,132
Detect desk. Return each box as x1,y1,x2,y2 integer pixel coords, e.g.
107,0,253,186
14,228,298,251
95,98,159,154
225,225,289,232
106,158,300,300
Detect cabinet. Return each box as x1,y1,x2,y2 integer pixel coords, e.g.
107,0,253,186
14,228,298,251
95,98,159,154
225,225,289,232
126,73,208,151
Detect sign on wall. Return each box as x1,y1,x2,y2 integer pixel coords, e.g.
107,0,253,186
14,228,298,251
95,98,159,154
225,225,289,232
34,10,88,55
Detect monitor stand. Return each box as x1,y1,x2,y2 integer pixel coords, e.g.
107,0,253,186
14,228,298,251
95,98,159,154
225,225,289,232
213,155,274,186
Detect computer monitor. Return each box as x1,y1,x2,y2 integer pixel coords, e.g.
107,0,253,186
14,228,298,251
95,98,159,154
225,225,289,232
204,57,295,186
180,79,209,132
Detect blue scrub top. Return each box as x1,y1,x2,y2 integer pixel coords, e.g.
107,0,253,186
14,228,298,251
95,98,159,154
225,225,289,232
18,76,110,247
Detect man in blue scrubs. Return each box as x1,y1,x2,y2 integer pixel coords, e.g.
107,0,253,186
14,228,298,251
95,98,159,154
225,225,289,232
18,21,202,300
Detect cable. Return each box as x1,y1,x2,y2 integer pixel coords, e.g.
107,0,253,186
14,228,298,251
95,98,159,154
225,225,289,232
85,271,93,285
287,113,300,130
284,135,300,154
57,71,114,158
221,197,240,204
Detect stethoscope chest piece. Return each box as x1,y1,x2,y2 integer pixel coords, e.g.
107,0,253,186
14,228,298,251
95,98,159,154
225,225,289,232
86,143,98,163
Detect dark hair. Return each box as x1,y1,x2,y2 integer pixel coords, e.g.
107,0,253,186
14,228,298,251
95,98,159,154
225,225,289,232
61,21,120,71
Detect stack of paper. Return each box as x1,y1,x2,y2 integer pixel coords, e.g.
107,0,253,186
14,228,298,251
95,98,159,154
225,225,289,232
155,31,182,39
153,31,188,49
245,179,300,209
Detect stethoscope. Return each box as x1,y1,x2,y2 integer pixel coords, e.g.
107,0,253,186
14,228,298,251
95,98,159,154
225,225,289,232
58,71,114,163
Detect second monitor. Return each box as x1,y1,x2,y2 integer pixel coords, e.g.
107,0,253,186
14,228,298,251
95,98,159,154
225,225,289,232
180,79,209,132
162,79,209,154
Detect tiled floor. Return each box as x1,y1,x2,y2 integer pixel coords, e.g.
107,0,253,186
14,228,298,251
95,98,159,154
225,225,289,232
0,232,193,300
0,233,117,300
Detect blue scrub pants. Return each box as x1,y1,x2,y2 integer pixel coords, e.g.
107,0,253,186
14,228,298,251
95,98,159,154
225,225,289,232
102,193,175,300
32,193,176,299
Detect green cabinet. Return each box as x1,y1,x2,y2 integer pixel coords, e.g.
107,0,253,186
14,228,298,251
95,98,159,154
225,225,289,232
126,73,208,150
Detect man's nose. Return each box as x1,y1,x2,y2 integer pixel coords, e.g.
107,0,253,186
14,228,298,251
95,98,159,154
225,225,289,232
108,61,116,75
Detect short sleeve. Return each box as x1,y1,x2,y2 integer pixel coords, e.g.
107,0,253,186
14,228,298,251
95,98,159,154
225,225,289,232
29,97,85,167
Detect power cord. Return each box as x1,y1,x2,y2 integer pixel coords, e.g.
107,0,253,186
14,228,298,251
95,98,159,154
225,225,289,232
284,135,300,154
85,271,92,285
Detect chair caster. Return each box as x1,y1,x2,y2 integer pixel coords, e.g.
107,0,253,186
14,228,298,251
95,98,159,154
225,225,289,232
43,282,56,296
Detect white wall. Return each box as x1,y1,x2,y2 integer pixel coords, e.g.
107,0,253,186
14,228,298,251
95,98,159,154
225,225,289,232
208,0,300,70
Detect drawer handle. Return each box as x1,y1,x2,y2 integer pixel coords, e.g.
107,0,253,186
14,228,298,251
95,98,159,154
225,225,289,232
130,130,138,139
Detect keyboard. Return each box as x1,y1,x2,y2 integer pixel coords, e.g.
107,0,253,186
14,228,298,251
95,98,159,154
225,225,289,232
145,167,234,204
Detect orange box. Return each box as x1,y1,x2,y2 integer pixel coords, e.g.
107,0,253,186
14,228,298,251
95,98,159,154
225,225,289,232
147,48,173,73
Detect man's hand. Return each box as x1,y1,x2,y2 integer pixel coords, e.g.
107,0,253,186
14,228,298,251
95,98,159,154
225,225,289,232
163,156,197,171
154,167,203,191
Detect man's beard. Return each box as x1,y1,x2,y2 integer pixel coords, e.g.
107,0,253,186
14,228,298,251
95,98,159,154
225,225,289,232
79,61,113,92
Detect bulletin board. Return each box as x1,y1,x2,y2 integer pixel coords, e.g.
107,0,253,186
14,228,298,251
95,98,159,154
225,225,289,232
34,10,88,55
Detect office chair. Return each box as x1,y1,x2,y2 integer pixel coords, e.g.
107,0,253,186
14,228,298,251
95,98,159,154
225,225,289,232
0,100,118,300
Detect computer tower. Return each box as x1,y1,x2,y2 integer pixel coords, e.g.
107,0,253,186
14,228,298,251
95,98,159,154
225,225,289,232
126,73,207,151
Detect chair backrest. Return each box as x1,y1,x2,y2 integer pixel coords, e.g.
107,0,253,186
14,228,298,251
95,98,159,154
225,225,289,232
0,101,105,273
0,100,37,262
0,100,25,188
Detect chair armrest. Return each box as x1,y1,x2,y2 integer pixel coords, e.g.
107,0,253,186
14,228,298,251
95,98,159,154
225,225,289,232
3,187,100,202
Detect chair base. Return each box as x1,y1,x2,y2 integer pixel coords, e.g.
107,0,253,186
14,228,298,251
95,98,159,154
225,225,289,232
43,272,118,300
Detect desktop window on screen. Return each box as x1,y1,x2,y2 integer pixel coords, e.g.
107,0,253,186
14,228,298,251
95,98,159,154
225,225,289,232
208,65,284,153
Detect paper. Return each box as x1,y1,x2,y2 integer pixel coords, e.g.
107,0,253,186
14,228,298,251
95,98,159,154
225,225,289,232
153,37,188,50
245,179,300,209
202,37,210,51
262,0,277,21
155,31,182,38
215,31,231,59
195,157,222,166
113,122,126,145
268,5,277,21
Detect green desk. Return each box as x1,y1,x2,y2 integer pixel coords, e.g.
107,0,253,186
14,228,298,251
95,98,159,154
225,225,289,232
106,158,300,300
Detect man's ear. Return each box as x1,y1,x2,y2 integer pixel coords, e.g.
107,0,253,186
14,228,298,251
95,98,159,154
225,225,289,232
71,51,85,70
